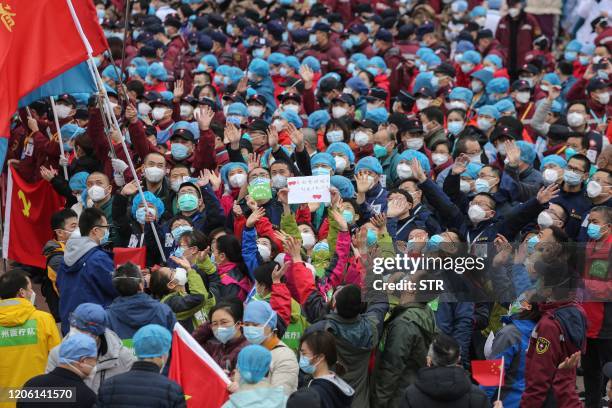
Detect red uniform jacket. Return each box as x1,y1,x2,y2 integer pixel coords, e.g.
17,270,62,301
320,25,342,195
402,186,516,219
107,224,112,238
495,13,541,70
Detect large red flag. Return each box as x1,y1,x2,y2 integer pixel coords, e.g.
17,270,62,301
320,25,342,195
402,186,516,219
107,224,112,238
472,359,505,387
113,247,147,269
169,323,230,408
0,0,107,138
2,166,66,268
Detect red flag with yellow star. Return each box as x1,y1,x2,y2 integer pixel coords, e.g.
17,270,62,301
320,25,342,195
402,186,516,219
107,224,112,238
472,359,505,387
2,166,65,268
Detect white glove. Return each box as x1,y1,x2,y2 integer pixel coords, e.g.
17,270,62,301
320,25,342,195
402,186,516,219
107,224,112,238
59,156,69,167
111,158,128,174
114,172,126,187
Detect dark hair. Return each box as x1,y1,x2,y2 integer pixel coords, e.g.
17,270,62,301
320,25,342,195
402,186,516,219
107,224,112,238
149,268,172,299
568,153,590,173
389,189,414,205
323,118,350,145
74,133,94,156
112,262,143,296
334,284,362,319
558,60,574,76
270,157,296,175
567,133,589,150
473,192,497,210
169,214,193,230
126,80,145,98
428,333,461,367
51,209,77,231
208,298,244,322
0,269,29,299
180,230,209,251
300,330,338,367
79,207,106,237
454,134,480,157
591,206,612,224
253,261,278,290
446,108,467,120
420,106,444,126
216,234,249,276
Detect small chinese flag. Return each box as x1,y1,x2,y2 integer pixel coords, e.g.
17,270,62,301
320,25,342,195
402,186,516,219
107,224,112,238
472,359,505,387
113,247,146,269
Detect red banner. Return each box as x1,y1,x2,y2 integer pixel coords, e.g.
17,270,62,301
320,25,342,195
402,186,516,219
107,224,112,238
113,247,147,269
2,166,65,268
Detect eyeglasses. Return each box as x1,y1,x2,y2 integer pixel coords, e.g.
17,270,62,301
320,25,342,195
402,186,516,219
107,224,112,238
94,224,109,229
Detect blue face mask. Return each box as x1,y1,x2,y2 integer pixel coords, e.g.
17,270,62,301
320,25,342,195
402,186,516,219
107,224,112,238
587,223,604,240
406,239,417,252
367,67,379,77
213,325,237,344
426,234,444,251
299,354,316,374
565,147,577,160
430,75,440,90
309,34,318,45
279,67,288,77
350,35,361,46
347,63,355,74
313,241,330,253
342,210,354,224
578,56,590,66
312,167,331,176
190,45,198,54
173,247,185,258
252,48,265,59
226,115,242,126
178,193,199,212
226,24,234,36
243,325,267,344
563,170,582,186
447,121,464,135
527,235,539,254
242,38,251,49
474,178,491,193
564,51,577,62
367,229,377,246
100,228,110,245
171,225,193,240
63,142,73,153
171,143,190,160
342,39,353,51
135,207,149,224
373,144,387,159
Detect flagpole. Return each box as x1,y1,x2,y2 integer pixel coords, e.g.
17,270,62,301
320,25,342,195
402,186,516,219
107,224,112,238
48,98,70,181
119,0,131,84
65,0,166,263
497,356,504,401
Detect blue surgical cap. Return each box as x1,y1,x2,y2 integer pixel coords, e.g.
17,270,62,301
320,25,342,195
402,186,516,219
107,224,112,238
326,142,355,164
542,72,561,86
220,162,248,186
470,6,487,18
369,56,387,71
350,53,367,63
471,69,494,85
227,67,244,84
201,54,219,70
550,100,562,113
399,149,431,174
244,300,277,329
456,40,475,54
131,57,148,67
540,154,567,170
69,172,89,192
494,99,516,114
311,152,336,172
516,141,536,165
330,175,356,199
280,109,303,129
365,107,389,125
565,40,582,52
302,56,321,73
355,156,383,175
484,55,503,68
460,50,482,65
70,303,108,336
451,0,468,12
173,121,200,140
486,77,509,94
160,91,174,101
228,102,249,117
285,56,300,71
131,191,165,219
413,72,434,92
422,53,441,68
581,43,596,56
248,58,270,78
268,52,287,66
61,123,85,140
133,324,172,358
449,87,473,104
102,65,125,82
148,62,168,80
59,333,98,364
237,345,272,384
345,77,369,96
462,162,484,179
308,110,330,130
478,105,501,120
416,47,433,58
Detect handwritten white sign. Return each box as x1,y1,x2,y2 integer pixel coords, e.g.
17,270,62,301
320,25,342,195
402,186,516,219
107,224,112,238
287,175,331,204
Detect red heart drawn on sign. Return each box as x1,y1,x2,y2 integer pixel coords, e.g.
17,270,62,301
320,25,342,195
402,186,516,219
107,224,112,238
288,181,297,186
313,194,322,199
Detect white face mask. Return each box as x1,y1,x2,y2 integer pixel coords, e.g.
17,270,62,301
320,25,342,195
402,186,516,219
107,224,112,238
497,143,507,156
354,131,370,147
29,291,36,305
257,244,271,262
173,268,188,286
404,138,424,150
301,232,315,249
334,156,347,173
567,112,585,127
397,163,413,179
595,92,610,105
432,153,449,166
152,107,167,121
88,185,107,202
229,173,247,188
587,180,603,198
326,130,344,143
272,119,284,132
468,204,488,223
138,102,152,116
537,211,554,228
468,153,482,164
508,7,520,17
180,104,194,118
542,168,559,185
416,98,430,111
515,92,530,104
248,105,264,117
271,175,287,189
460,179,471,193
144,167,165,183
56,104,73,119
332,106,348,119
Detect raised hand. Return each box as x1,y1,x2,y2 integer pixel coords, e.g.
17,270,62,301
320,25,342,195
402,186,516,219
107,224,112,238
39,166,58,182
125,104,138,124
224,124,242,149
299,64,314,84
245,195,258,211
171,256,191,270
246,207,265,228
558,351,581,370
387,196,406,218
451,153,469,176
196,105,214,131
196,170,211,187
232,200,244,217
492,234,512,267
537,183,560,204
329,208,349,232
247,153,261,171
287,123,304,151
355,173,372,193
27,117,39,133
277,188,289,205
546,84,561,101
173,80,184,102
285,235,302,261
121,180,140,196
371,213,387,233
208,170,222,191
271,262,288,284
236,76,248,94
267,126,279,151
504,140,520,166
410,158,427,182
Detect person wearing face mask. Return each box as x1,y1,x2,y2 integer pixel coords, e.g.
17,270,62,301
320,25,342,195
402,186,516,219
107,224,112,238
355,157,389,221
0,270,61,393
510,78,535,125
137,152,172,216
98,324,185,406
247,58,278,121
83,170,115,232
330,94,356,121
549,154,594,239
430,140,454,177
502,140,545,201
20,334,98,408
419,107,447,150
387,187,441,243
144,62,169,93
456,51,483,88
469,69,494,110
57,208,119,335
193,299,249,373
373,122,401,189
351,118,376,160
445,87,473,116
246,94,267,120
45,303,135,393
475,105,500,140
567,77,612,134
347,24,376,57
326,142,355,179
242,300,299,395
587,169,612,207
311,152,337,179
413,87,435,113
436,134,487,188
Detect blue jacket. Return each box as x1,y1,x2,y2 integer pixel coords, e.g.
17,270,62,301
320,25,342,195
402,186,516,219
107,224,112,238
241,226,260,282
435,299,474,369
57,237,118,334
106,293,177,341
551,186,592,240
387,203,442,242
482,317,536,408
250,77,277,121
358,182,388,222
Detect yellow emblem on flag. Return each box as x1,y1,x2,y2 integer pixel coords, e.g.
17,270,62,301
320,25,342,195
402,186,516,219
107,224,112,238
0,3,16,32
18,190,31,217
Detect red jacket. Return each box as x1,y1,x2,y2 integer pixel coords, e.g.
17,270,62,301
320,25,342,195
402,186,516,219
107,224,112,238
316,41,347,77
163,35,187,74
521,301,586,408
581,235,612,339
495,13,541,70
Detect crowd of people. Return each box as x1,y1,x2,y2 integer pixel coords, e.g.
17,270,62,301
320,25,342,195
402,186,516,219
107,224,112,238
1,0,612,406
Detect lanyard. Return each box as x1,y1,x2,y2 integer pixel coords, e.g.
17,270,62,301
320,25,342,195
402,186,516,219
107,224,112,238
395,205,423,238
367,188,384,212
520,102,533,122
466,229,486,252
589,109,607,125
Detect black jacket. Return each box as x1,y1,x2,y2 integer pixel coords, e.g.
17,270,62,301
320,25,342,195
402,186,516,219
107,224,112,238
400,366,491,408
97,361,186,408
17,367,96,408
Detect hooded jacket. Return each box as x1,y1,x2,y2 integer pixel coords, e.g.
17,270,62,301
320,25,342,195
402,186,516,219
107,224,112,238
0,298,61,389
309,373,355,408
57,236,119,334
373,303,438,408
41,240,64,321
106,292,177,343
221,383,287,408
46,328,136,392
400,366,491,408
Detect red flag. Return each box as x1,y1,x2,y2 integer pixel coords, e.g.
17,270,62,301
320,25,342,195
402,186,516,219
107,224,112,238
472,359,505,387
0,0,107,137
113,247,147,269
2,166,65,268
169,323,230,407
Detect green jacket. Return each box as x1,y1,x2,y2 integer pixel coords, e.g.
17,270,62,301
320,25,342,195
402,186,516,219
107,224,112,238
373,303,438,408
161,268,214,330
